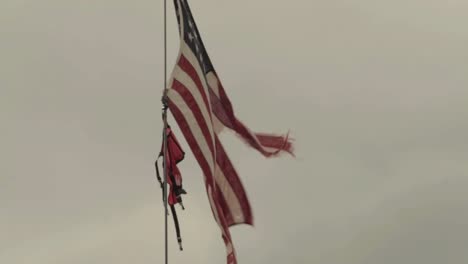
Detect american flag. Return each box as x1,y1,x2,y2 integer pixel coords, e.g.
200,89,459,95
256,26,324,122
166,1,294,263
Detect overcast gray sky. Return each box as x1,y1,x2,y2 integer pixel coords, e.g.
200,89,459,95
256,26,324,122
1,0,468,263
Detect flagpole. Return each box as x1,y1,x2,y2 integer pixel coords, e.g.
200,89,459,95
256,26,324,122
162,0,169,263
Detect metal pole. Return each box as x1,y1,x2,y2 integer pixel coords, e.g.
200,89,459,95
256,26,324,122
162,0,169,263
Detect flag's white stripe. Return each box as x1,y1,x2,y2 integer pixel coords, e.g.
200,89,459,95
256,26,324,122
208,184,234,258
207,72,220,97
168,0,186,91
212,115,225,134
180,44,216,158
169,89,243,223
226,241,234,256
208,185,227,237
173,64,214,144
248,130,282,154
237,137,281,154
168,52,181,91
168,89,215,172
175,44,248,224
215,164,245,224
261,146,282,153
181,43,213,112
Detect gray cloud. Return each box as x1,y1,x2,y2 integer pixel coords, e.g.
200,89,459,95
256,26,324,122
1,0,467,263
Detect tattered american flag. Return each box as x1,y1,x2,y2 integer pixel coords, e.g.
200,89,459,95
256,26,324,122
166,1,294,263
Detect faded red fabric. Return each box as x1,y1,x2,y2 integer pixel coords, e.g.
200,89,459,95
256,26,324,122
160,126,185,205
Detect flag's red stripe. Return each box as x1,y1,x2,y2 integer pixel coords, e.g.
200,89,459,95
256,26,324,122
207,77,275,155
215,185,234,226
167,98,213,185
168,98,238,264
178,54,212,118
171,79,215,155
210,74,294,156
215,136,253,226
208,88,235,129
170,83,252,226
256,133,294,155
170,81,249,225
